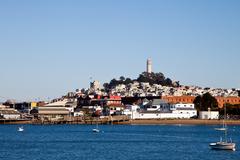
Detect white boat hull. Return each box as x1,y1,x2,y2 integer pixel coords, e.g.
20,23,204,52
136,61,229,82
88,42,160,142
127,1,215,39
209,142,236,151
92,129,100,133
18,127,24,132
214,128,226,131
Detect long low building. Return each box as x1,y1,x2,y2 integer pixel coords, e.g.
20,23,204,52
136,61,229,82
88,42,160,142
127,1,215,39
138,111,196,119
123,101,197,119
31,106,70,121
0,106,21,120
162,96,240,108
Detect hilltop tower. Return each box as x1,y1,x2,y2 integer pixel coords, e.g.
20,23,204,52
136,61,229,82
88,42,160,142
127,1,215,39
147,58,152,73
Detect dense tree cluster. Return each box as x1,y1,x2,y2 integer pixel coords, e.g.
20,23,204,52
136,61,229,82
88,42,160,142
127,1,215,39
103,72,177,90
219,103,240,115
193,93,240,115
137,72,175,86
193,92,219,111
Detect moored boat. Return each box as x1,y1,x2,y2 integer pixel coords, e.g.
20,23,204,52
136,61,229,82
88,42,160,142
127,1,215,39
92,119,100,133
209,105,236,151
210,140,236,151
18,126,24,132
92,128,100,133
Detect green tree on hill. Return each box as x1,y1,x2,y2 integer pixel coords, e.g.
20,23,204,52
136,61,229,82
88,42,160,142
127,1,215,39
104,71,176,90
119,76,125,82
137,72,173,86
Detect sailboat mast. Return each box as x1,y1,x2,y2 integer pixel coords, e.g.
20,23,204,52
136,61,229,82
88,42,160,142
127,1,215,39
224,103,227,142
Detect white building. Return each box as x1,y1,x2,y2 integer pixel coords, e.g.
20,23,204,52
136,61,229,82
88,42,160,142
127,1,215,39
123,101,197,120
199,111,219,119
74,111,84,117
123,105,140,119
138,108,197,119
0,106,21,120
168,103,197,119
45,99,77,113
170,103,195,110
145,99,169,112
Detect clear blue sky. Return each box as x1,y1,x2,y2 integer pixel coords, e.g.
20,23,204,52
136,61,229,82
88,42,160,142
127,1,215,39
0,0,239,101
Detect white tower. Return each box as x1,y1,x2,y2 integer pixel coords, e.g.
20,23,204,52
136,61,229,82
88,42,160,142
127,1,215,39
147,58,152,73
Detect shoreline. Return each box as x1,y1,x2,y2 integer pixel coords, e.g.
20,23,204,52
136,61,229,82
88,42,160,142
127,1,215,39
1,119,240,125
117,119,240,125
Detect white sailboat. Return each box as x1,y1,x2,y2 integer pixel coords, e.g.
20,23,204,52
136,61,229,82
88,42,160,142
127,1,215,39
92,120,100,133
214,120,226,131
209,106,236,151
214,127,226,131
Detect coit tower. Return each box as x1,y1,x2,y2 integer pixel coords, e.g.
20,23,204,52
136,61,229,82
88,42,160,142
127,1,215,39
147,58,152,73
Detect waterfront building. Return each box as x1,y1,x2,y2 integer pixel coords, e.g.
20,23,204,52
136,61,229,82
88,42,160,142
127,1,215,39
76,95,122,116
170,103,195,110
121,96,161,105
30,98,78,121
33,106,70,121
169,103,197,119
144,99,169,112
123,98,197,119
4,102,38,113
199,111,219,119
0,105,21,120
162,96,240,109
46,98,77,112
215,96,240,108
123,105,140,119
162,96,195,104
78,95,121,107
73,108,84,117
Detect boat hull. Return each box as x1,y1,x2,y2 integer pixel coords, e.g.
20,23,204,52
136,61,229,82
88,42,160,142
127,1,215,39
92,129,100,133
18,127,24,132
209,142,236,151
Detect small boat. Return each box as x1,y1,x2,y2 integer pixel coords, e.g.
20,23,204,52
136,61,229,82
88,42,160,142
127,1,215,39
92,128,100,133
209,105,236,151
209,129,236,151
18,126,24,132
92,120,100,133
210,141,236,151
215,120,227,131
214,127,226,131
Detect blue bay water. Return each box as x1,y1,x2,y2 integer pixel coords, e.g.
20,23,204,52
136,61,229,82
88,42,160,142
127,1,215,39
0,124,239,160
